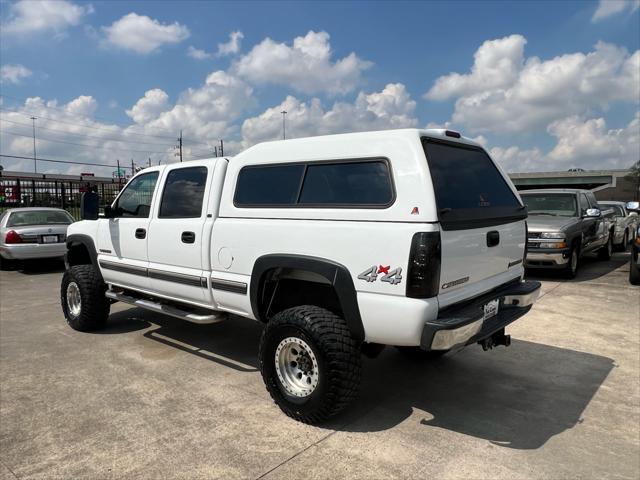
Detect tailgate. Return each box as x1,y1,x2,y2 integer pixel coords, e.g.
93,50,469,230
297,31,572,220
422,137,527,307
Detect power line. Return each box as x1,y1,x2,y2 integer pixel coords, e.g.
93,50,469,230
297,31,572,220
1,130,171,154
0,118,176,147
0,153,119,168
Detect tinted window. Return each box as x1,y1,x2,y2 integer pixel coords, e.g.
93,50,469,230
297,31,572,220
235,164,304,206
579,194,589,214
7,210,74,227
423,139,523,228
607,205,625,217
298,161,393,206
116,172,158,218
521,194,578,217
159,167,208,218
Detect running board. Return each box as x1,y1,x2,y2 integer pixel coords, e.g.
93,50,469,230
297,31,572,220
105,290,227,325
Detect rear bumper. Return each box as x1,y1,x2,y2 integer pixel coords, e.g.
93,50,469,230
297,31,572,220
420,280,541,351
525,249,570,269
0,243,67,260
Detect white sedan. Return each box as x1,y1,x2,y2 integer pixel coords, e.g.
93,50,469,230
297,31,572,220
0,208,75,269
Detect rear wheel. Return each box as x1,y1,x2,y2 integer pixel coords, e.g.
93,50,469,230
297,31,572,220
61,265,110,331
598,234,613,260
259,305,362,424
630,255,640,285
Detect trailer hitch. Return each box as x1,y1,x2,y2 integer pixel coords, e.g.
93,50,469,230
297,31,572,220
479,328,511,351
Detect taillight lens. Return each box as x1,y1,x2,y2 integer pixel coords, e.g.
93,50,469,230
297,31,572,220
406,232,441,298
524,221,528,262
5,230,23,244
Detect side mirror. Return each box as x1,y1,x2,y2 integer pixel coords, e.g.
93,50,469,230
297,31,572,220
103,205,118,219
626,201,640,211
585,208,601,218
80,191,99,220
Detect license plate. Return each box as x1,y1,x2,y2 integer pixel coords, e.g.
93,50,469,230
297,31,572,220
42,235,58,243
483,299,499,321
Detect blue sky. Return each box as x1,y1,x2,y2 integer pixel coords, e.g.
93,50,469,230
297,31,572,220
0,0,639,176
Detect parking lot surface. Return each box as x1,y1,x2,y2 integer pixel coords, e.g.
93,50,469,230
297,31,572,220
1,254,638,479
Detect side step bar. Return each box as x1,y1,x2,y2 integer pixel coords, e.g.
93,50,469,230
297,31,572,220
105,290,227,325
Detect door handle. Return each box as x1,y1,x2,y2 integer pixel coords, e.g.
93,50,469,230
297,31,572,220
135,228,146,239
486,230,500,247
181,231,196,244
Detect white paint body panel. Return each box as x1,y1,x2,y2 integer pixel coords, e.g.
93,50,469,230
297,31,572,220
69,129,528,347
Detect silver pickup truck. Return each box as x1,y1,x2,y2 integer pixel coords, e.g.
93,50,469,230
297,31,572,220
599,201,639,251
521,189,615,278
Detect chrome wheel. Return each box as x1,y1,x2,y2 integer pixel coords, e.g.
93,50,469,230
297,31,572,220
66,282,82,317
275,337,319,398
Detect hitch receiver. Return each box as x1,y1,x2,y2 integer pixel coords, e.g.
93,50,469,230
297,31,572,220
479,328,511,351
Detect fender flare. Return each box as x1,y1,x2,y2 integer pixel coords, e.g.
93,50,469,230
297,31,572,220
250,254,364,343
65,234,102,280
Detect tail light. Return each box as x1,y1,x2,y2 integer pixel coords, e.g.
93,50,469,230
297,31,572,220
524,221,528,263
406,232,441,298
5,230,23,244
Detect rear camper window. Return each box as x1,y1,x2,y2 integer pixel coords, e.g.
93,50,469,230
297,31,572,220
422,138,525,230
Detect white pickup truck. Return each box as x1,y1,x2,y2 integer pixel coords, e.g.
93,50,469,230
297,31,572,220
61,129,541,423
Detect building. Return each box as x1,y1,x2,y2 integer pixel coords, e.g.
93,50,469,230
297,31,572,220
509,169,639,202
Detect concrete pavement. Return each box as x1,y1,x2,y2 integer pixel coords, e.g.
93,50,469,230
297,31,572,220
0,254,638,479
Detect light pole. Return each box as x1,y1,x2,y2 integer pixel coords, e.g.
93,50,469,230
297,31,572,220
281,110,287,140
30,116,37,173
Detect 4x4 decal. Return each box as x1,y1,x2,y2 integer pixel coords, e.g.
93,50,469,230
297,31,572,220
358,265,403,285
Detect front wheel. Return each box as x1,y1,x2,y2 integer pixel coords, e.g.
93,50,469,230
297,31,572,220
562,245,579,279
61,265,110,331
259,305,362,424
598,235,613,260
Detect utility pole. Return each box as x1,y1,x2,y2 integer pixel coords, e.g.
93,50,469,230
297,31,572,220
214,146,218,157
176,130,183,162
281,110,287,140
30,116,37,173
148,157,151,168
220,139,224,157
117,159,121,183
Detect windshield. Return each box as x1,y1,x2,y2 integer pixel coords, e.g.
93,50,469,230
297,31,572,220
7,210,74,227
521,194,577,217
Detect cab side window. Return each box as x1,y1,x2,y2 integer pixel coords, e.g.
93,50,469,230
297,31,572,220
115,172,159,218
579,194,589,216
159,167,208,218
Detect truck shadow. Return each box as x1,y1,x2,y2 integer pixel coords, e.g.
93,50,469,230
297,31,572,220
526,251,629,283
100,307,613,450
331,340,614,450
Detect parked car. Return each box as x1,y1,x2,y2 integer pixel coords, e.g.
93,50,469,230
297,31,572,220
520,189,615,278
0,208,75,269
59,128,541,424
598,201,639,251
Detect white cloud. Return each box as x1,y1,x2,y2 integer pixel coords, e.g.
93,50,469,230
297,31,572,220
425,35,526,101
102,13,190,54
241,83,417,147
592,0,640,22
234,30,372,95
65,95,98,117
126,89,170,124
1,0,92,36
217,31,244,56
187,46,212,60
426,36,639,134
0,64,32,84
489,113,640,172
